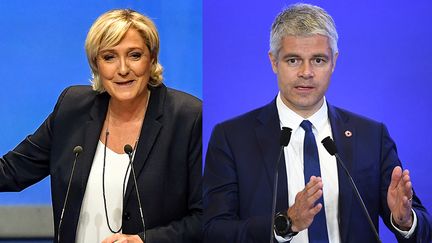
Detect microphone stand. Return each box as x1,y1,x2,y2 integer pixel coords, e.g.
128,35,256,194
321,137,381,243
57,145,82,243
269,127,292,243
124,144,146,240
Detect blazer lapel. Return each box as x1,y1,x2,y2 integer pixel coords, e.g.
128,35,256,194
328,103,356,243
62,91,109,238
79,92,110,197
255,99,289,212
123,85,164,204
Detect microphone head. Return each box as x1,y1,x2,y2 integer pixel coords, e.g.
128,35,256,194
73,145,83,154
280,127,292,147
321,136,338,155
124,144,133,155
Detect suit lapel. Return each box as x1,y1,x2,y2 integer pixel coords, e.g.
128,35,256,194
255,100,289,211
328,104,356,243
123,85,164,204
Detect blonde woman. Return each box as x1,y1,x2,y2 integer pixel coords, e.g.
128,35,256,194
0,9,202,243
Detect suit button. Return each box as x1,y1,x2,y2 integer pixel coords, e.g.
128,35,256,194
123,212,131,220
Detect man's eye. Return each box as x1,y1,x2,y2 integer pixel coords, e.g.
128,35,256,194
286,58,299,65
313,58,327,64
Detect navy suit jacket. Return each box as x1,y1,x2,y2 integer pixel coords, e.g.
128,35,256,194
203,99,431,243
0,85,202,243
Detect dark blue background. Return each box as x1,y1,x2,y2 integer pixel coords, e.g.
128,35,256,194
0,0,201,204
203,1,432,241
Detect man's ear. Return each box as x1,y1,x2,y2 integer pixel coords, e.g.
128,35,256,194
331,52,339,73
268,52,278,74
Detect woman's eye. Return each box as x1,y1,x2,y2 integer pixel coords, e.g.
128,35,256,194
130,52,142,60
102,54,115,61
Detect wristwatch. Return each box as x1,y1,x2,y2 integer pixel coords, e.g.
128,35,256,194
274,211,298,238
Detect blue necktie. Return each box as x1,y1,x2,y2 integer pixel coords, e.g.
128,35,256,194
300,120,329,243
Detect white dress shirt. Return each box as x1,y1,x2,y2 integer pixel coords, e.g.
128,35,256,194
275,93,340,243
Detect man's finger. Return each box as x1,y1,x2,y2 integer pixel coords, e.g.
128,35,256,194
309,202,323,215
404,181,412,196
308,188,323,205
113,237,127,243
305,176,319,188
305,178,323,195
389,166,402,190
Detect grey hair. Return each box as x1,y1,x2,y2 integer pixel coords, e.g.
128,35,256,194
270,3,338,57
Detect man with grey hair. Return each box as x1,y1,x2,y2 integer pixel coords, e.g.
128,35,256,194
203,3,431,243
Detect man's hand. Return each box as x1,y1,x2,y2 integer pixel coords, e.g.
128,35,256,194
102,233,143,243
287,176,324,232
387,166,413,230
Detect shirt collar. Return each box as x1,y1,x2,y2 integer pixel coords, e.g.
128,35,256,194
276,92,328,133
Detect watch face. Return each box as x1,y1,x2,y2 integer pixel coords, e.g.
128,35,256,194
274,214,288,233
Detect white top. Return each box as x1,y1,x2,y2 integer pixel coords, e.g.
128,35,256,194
75,140,131,243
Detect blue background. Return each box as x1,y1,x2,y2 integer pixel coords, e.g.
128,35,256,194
203,0,432,241
0,0,201,204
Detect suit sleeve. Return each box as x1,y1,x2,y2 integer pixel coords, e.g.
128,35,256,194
378,124,432,242
203,124,272,243
0,87,69,191
143,110,203,243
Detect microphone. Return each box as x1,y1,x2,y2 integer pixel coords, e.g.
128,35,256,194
124,144,146,239
124,144,133,155
321,137,382,243
270,127,292,243
57,145,83,243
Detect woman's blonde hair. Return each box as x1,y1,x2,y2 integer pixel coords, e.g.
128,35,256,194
85,9,163,92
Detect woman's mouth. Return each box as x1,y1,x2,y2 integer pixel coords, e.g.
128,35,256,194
114,80,135,86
